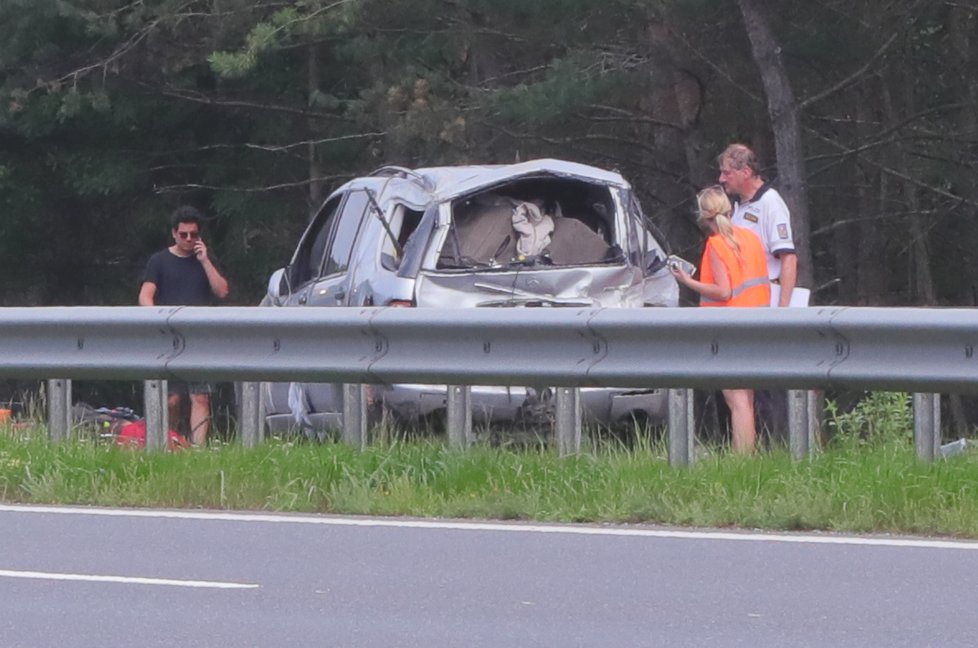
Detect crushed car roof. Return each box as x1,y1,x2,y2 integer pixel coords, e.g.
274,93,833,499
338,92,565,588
341,158,631,212
414,158,630,198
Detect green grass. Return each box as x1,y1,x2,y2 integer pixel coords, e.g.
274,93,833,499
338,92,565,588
2,412,978,538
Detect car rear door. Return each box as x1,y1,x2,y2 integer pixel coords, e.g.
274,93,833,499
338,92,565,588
304,189,370,307
283,194,344,306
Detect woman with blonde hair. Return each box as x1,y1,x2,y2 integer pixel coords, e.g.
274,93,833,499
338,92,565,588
670,185,770,453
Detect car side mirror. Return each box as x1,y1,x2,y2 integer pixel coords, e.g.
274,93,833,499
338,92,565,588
266,267,288,304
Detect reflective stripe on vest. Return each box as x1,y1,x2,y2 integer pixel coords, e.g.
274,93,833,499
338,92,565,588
699,227,771,308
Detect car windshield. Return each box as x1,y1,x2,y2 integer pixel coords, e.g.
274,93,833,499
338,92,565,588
437,178,621,270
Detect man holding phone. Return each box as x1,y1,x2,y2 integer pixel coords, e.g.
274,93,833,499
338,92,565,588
139,205,229,445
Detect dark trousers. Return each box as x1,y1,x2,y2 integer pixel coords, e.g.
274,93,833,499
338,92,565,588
755,389,788,446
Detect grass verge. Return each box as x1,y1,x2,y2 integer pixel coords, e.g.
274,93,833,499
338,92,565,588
2,416,977,538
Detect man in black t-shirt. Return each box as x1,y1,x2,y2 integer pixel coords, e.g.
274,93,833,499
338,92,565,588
139,205,229,445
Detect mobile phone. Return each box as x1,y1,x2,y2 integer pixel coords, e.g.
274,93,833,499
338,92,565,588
667,254,695,275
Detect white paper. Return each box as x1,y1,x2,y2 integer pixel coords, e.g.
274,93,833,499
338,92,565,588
770,285,811,307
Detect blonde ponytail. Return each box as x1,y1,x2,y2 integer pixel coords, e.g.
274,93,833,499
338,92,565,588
696,185,741,259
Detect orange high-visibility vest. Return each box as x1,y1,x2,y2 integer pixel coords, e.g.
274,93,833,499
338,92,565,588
699,226,770,307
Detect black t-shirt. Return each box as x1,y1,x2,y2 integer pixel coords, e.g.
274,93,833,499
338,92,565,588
142,249,217,306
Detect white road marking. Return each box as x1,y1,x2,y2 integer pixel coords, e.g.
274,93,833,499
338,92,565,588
1,503,976,551
0,568,258,589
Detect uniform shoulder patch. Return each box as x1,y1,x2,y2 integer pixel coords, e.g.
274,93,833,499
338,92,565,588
743,212,759,224
777,223,789,239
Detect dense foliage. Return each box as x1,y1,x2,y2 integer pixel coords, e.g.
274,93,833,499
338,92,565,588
0,0,975,306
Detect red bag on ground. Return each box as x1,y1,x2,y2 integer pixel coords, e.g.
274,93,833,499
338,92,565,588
116,420,191,451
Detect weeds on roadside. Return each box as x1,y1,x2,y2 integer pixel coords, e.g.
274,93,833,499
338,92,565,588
2,391,978,537
826,391,913,449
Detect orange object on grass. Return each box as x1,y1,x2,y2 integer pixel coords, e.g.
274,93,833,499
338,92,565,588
116,420,190,451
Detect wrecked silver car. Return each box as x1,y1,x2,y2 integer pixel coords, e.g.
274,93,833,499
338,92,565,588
261,158,678,435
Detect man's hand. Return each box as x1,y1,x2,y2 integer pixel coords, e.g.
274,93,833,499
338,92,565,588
193,238,209,262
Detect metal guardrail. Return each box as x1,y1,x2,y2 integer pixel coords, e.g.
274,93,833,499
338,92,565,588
5,306,970,460
1,305,976,388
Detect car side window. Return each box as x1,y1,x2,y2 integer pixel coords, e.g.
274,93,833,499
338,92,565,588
381,204,425,270
324,190,369,277
623,192,645,266
626,192,667,269
291,195,342,287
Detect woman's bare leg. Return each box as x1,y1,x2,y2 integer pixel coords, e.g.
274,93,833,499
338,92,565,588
722,389,756,454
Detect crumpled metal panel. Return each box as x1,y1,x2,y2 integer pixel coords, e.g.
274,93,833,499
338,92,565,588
642,270,680,307
415,266,646,308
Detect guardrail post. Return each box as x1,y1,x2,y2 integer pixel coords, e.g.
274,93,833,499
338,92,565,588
555,387,581,456
238,381,262,448
342,383,368,449
446,385,473,449
788,389,810,459
808,390,824,450
143,380,168,451
913,393,941,461
47,379,72,442
668,388,694,467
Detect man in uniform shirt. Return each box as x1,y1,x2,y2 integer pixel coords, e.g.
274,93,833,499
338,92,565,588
139,205,229,445
717,143,799,307
717,143,801,443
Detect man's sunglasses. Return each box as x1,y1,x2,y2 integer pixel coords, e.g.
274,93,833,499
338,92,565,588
177,231,200,240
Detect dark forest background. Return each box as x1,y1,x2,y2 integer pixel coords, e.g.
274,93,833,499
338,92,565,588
1,0,976,308
2,1,978,431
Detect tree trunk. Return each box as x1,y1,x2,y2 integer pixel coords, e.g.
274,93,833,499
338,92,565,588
879,77,935,305
899,75,936,306
647,20,712,189
735,0,813,289
946,4,976,437
646,22,702,258
948,5,978,305
307,44,325,217
855,81,886,304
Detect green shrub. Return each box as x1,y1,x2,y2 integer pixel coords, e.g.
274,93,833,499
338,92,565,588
826,391,913,448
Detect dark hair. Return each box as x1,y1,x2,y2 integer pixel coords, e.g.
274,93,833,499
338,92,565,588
170,205,203,230
717,143,762,176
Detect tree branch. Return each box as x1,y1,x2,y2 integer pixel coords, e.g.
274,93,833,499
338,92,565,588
584,104,684,130
154,174,353,194
148,84,353,122
805,125,978,208
799,31,900,110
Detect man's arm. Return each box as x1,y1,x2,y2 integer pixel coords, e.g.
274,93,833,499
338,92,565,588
193,239,230,300
138,282,157,306
200,257,229,300
776,252,798,307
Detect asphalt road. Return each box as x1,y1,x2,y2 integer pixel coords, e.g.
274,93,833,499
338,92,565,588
1,504,976,647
